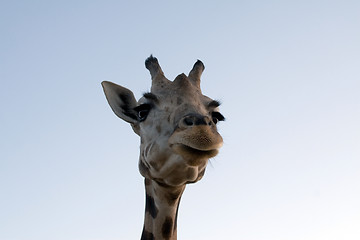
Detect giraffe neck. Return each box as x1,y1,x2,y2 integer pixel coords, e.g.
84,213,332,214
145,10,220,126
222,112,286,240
141,179,186,240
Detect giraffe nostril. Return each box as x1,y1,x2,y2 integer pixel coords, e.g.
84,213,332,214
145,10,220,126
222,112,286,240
182,114,212,127
183,117,194,126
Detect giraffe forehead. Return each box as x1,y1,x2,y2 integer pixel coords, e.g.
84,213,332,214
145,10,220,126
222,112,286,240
151,72,201,94
139,86,210,110
159,94,210,117
140,70,213,110
154,80,209,105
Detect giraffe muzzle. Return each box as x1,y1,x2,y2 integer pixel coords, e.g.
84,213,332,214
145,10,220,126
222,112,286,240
168,125,223,160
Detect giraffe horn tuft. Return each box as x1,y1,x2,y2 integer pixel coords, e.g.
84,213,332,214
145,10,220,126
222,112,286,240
188,60,204,88
145,55,164,79
145,55,170,91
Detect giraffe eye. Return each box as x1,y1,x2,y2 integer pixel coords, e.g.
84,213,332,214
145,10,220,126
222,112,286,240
134,104,151,122
211,112,225,124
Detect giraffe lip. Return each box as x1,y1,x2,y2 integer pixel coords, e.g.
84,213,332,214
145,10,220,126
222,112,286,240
171,143,219,158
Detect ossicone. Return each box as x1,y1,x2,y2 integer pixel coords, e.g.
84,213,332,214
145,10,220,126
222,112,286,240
188,60,205,88
145,55,164,80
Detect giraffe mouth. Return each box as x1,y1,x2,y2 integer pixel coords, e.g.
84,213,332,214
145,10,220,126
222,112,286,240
168,126,223,160
170,143,219,159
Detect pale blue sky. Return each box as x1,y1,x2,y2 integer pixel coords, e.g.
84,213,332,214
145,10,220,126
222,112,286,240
1,1,359,240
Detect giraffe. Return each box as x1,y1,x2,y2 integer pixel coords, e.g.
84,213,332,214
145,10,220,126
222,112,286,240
101,55,224,240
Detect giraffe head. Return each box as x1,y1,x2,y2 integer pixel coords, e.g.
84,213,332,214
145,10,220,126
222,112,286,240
102,56,224,186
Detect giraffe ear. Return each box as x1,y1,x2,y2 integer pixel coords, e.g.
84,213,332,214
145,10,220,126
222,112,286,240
101,81,139,124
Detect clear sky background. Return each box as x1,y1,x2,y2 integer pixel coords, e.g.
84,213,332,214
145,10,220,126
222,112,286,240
1,1,359,240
